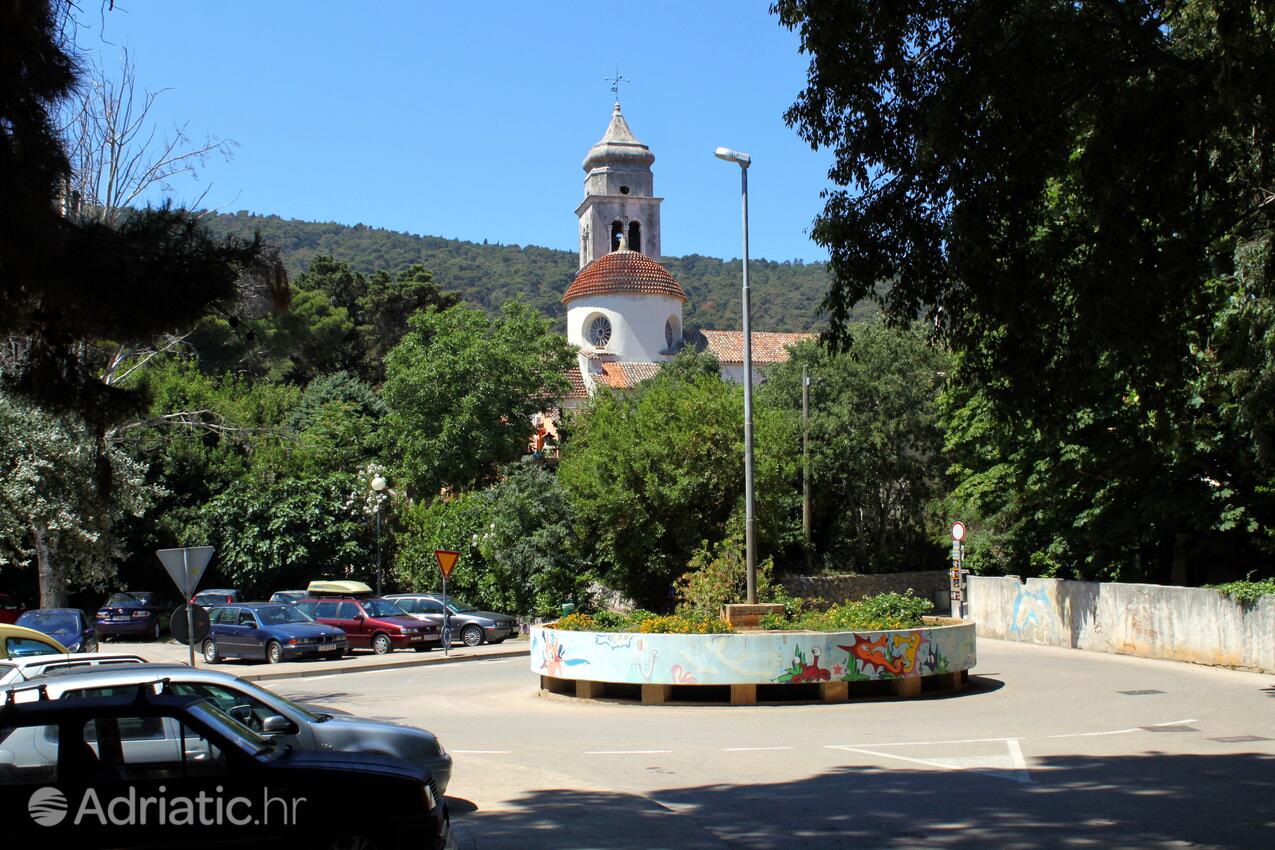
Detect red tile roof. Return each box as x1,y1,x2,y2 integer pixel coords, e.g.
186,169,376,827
563,365,589,399
686,329,816,364
562,250,688,304
598,361,664,390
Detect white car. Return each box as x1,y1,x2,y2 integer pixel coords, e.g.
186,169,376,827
0,651,147,686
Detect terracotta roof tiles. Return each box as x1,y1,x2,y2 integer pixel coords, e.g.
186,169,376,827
685,329,816,364
562,250,688,303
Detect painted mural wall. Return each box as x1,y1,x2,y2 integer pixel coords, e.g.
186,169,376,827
967,575,1275,673
530,622,976,686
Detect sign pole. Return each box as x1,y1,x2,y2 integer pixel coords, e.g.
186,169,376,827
184,549,196,667
442,572,449,658
434,549,460,657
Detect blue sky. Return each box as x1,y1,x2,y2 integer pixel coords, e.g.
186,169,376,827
80,1,835,263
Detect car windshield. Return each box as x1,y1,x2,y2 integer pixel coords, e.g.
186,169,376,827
255,605,312,625
446,600,477,614
237,679,327,723
363,599,406,618
106,593,149,607
17,611,78,631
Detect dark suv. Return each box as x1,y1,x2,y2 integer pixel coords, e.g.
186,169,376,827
296,596,440,655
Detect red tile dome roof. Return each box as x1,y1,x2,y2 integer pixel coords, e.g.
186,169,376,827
562,250,688,304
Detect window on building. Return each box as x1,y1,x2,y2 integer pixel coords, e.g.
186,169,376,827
588,314,613,348
619,185,630,195
610,220,624,252
628,221,642,254
665,316,681,351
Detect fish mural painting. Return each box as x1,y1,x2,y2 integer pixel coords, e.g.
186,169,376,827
531,621,976,688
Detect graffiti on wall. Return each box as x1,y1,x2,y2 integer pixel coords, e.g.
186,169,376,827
1009,584,1063,643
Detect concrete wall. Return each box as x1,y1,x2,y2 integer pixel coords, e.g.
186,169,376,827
967,575,1275,673
531,621,976,686
780,571,950,609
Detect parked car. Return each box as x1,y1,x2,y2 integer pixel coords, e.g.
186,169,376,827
0,624,67,660
192,588,241,607
296,594,440,654
0,687,450,849
94,591,167,641
203,603,349,664
0,651,147,686
387,593,520,647
14,608,97,653
5,662,452,793
0,594,24,625
269,590,308,605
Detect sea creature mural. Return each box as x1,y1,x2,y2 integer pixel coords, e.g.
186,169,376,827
839,632,927,678
1010,585,1060,642
594,633,635,651
774,646,831,683
542,632,589,677
670,664,696,684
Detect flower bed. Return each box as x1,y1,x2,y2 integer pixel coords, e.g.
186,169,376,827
531,617,975,687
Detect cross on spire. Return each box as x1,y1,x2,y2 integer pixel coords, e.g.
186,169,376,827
605,66,630,101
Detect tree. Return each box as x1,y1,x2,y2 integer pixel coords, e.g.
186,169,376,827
775,1,1275,581
557,355,797,607
0,391,153,607
0,1,285,429
761,324,950,572
382,302,575,494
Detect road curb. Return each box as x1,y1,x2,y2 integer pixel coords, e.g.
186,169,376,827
234,644,530,683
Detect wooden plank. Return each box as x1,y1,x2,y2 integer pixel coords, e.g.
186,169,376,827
576,679,606,699
891,676,922,698
730,684,757,705
931,672,963,692
820,681,849,702
641,684,671,705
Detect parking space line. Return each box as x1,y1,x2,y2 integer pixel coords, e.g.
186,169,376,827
724,746,793,752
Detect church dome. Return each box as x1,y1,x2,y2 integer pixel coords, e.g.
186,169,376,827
562,249,687,304
582,103,656,173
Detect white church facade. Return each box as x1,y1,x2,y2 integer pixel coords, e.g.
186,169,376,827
558,102,813,408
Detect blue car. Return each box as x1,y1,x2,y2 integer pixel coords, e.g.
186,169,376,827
14,608,97,653
203,602,349,664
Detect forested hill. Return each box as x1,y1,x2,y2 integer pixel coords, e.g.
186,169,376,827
204,212,860,332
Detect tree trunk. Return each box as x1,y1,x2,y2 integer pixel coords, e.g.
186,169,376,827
34,524,66,609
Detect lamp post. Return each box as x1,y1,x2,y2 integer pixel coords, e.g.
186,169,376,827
803,364,812,572
371,475,387,595
715,145,756,604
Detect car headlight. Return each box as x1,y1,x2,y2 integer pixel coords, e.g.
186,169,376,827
66,641,82,652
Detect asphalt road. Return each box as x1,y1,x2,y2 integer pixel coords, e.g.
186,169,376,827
272,638,1275,850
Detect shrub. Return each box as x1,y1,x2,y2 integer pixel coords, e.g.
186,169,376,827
762,590,932,632
674,538,779,619
1208,576,1275,604
636,614,734,635
553,612,597,631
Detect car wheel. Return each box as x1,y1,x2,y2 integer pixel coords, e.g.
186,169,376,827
266,640,283,664
203,639,220,664
461,624,484,647
371,633,392,655
150,621,161,641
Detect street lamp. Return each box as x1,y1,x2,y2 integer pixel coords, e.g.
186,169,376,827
371,475,387,595
715,145,756,604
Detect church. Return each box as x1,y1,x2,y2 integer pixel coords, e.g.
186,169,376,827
556,101,813,409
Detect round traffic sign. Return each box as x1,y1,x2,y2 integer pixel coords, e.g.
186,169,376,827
170,604,211,646
951,521,967,542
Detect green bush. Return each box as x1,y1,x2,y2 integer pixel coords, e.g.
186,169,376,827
762,590,932,632
548,608,731,634
674,537,793,619
1208,577,1275,604
553,612,597,631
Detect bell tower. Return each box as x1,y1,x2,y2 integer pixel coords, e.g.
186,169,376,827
576,102,663,268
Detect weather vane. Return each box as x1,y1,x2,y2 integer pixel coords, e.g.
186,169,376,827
605,66,630,101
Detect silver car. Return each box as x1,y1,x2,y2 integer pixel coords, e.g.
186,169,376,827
386,593,519,647
3,662,452,793
0,651,146,686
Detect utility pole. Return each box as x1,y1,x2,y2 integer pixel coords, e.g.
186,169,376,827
803,364,812,572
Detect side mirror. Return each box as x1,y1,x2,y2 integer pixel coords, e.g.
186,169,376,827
261,715,298,736
354,613,366,621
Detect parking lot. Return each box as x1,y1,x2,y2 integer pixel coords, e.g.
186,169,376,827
264,638,1275,850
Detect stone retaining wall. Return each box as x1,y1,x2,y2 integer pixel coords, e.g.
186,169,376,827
779,570,950,608
968,575,1275,673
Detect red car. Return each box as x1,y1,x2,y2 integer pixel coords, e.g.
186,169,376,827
0,594,25,625
296,595,441,655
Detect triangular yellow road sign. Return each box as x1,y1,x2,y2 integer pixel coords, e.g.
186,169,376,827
434,549,460,578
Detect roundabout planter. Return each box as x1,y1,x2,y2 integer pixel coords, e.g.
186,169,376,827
530,618,976,705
